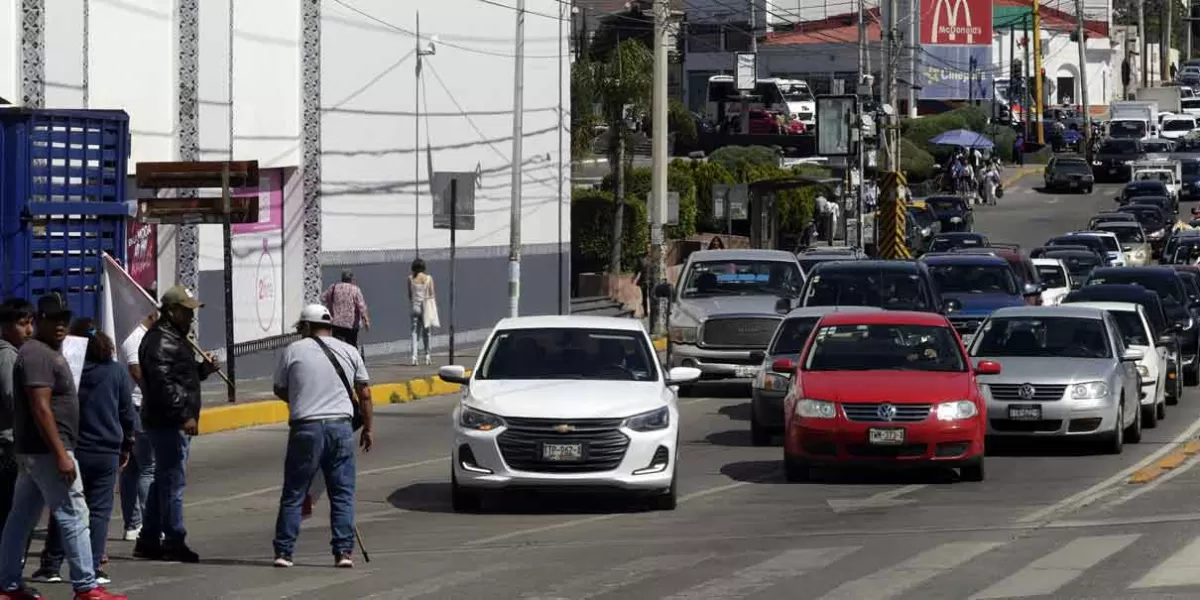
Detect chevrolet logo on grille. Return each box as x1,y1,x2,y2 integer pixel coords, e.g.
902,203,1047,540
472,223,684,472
553,424,574,433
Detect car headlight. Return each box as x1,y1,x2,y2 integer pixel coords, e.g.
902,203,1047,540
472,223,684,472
796,399,837,419
1137,364,1150,379
921,227,931,236
623,406,670,431
459,407,506,431
669,325,698,344
762,373,790,392
935,400,978,421
1070,381,1110,400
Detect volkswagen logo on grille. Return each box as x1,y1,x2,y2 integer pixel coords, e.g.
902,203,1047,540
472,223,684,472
877,403,897,421
1018,383,1037,400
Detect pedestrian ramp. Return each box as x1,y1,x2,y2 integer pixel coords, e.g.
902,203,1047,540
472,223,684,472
110,527,1200,599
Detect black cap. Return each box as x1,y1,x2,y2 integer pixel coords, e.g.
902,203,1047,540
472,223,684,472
36,293,71,321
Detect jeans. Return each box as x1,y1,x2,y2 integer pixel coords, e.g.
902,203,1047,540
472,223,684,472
332,325,359,349
120,429,155,531
411,313,429,356
40,451,119,572
138,428,189,546
0,454,18,538
273,419,356,557
0,453,95,593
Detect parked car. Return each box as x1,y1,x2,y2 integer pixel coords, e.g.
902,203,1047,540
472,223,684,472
968,305,1144,453
439,316,699,512
782,310,992,481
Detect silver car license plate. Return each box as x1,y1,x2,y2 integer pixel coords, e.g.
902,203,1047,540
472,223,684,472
1008,404,1042,421
868,428,905,445
542,443,584,461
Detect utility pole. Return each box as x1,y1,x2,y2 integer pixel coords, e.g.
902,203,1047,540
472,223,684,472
739,2,758,134
1032,0,1045,145
1139,0,1147,87
557,0,565,315
857,0,867,249
1075,0,1091,155
650,0,668,335
508,0,526,318
415,12,425,257
1163,0,1173,83
1023,16,1032,138
908,0,918,117
884,0,898,171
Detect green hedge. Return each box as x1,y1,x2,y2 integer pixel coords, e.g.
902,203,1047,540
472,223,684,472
599,162,699,239
900,105,1018,164
570,188,648,273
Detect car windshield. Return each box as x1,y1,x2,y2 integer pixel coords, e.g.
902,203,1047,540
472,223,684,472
1087,272,1184,303
781,83,813,102
477,327,657,381
1100,139,1141,153
681,260,803,298
804,324,965,372
1133,171,1173,184
909,208,936,226
927,198,965,213
805,271,931,310
1036,265,1068,288
770,317,819,355
1109,311,1151,346
1053,254,1100,275
1099,226,1146,243
929,236,983,252
1165,119,1197,131
928,264,1018,294
972,317,1112,359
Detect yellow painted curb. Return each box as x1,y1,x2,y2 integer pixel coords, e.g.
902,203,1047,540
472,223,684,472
1001,165,1043,189
1184,440,1200,455
1128,439,1200,484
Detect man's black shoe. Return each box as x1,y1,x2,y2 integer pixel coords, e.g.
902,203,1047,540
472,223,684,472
131,541,162,560
160,543,199,563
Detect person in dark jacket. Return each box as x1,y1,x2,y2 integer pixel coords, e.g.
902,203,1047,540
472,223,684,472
31,320,134,586
0,300,32,534
132,285,219,564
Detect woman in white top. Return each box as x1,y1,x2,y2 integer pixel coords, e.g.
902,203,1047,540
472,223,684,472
408,258,436,365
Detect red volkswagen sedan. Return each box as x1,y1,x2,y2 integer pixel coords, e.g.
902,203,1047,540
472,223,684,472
780,310,1000,482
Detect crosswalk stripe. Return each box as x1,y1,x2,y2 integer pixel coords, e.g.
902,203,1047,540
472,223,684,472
969,534,1141,599
817,541,1004,600
228,570,376,600
663,546,860,600
523,553,713,600
1132,534,1200,588
360,563,516,600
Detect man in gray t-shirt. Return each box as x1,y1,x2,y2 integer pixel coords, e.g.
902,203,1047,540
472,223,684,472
271,304,372,569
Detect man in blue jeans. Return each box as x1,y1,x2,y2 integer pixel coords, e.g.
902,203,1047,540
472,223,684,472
271,304,373,568
133,286,219,563
0,294,125,600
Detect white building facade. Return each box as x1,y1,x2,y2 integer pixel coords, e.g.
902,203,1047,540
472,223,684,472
0,0,570,368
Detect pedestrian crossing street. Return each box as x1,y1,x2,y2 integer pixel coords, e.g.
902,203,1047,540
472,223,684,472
110,523,1200,599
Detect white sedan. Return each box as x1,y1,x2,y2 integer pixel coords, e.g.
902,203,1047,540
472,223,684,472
1070,301,1169,428
439,315,700,512
1032,258,1070,305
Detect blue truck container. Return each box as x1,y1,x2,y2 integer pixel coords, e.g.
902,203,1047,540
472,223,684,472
0,108,131,320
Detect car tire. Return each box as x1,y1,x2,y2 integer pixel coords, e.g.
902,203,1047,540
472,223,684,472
1186,363,1199,387
784,454,810,482
960,458,985,482
1126,398,1143,444
1157,400,1167,421
750,414,772,446
1142,402,1159,429
450,469,483,513
1103,405,1125,455
1085,186,1093,194
649,469,678,511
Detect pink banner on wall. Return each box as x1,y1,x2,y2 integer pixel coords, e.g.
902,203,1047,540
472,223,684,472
232,168,284,235
125,219,158,291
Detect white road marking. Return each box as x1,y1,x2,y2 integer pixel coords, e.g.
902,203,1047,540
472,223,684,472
1016,413,1200,524
1133,535,1200,588
816,541,1004,600
663,547,859,600
227,570,376,600
118,576,205,592
969,534,1140,599
525,553,714,600
361,563,516,600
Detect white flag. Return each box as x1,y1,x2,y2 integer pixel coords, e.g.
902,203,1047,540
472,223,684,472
100,252,158,350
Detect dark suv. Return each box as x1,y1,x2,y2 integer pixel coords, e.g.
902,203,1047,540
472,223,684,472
799,260,959,314
1094,138,1146,182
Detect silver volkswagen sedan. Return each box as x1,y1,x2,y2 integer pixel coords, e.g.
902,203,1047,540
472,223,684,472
967,305,1145,454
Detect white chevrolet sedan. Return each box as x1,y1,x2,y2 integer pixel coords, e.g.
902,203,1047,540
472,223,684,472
438,315,700,513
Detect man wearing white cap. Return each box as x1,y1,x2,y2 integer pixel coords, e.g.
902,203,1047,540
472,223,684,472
271,305,372,569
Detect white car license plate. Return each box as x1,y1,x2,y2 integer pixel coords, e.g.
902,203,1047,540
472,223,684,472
735,365,758,377
1070,181,1079,188
542,443,584,461
868,428,905,445
1008,404,1042,421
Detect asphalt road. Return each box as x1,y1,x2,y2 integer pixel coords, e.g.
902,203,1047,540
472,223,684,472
48,173,1200,599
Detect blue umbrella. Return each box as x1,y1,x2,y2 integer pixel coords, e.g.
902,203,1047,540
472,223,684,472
930,129,995,149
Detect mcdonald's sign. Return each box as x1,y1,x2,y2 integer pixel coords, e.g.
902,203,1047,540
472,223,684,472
920,0,992,46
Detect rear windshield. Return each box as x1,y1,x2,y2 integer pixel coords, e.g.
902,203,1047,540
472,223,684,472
769,317,819,355
1100,138,1141,152
1087,272,1185,303
681,260,803,299
1098,225,1145,243
1165,119,1197,131
1035,264,1068,288
928,264,1018,295
929,236,984,252
926,198,965,213
1055,159,1091,172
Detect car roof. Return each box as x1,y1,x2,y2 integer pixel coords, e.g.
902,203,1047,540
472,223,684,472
1067,301,1143,314
921,254,1010,266
784,306,883,319
990,305,1108,320
810,260,923,273
1031,257,1066,267
1093,266,1180,277
1093,221,1142,228
493,315,647,332
688,249,799,262
817,310,949,327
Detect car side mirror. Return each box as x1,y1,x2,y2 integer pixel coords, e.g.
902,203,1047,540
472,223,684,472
771,358,796,374
975,360,1002,375
943,298,962,314
1122,347,1146,362
654,282,674,299
749,350,766,362
666,366,701,385
775,297,793,314
438,365,470,385
1023,283,1042,296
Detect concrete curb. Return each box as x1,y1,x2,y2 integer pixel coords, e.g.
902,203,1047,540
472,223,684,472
196,335,672,436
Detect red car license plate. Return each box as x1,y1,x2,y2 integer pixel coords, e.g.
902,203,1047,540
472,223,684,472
868,428,905,445
1008,405,1042,421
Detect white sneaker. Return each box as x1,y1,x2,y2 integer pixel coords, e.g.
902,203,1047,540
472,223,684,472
123,527,141,541
410,354,418,366
424,353,432,365
273,555,294,568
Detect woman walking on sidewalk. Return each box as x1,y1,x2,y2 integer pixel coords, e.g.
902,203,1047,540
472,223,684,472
407,259,438,366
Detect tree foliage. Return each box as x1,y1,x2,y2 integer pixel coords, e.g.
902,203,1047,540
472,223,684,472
571,188,648,273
